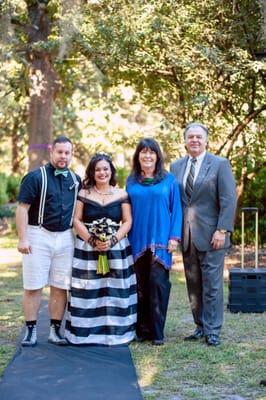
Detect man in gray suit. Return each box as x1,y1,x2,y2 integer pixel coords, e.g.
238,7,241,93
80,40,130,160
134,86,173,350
170,122,237,346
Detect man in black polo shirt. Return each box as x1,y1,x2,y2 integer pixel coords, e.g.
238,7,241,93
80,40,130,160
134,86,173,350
16,136,81,346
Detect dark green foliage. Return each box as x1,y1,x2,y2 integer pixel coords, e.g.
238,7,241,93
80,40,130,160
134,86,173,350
0,205,15,218
0,174,8,206
0,173,21,207
233,167,266,245
6,175,21,203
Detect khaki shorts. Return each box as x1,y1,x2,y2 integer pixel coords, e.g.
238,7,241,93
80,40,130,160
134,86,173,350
22,226,74,290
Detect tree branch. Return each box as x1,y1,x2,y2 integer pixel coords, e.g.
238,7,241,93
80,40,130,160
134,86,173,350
217,103,266,154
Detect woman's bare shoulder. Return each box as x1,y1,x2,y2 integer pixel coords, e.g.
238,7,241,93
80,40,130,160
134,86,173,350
114,187,128,198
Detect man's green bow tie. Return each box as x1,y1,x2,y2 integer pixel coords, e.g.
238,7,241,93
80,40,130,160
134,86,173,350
54,169,69,177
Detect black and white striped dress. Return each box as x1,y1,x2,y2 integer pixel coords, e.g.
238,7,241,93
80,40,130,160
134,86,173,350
65,196,137,345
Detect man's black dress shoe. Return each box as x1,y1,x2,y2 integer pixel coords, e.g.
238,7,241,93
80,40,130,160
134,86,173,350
184,327,204,341
205,334,220,346
152,339,164,346
135,336,147,343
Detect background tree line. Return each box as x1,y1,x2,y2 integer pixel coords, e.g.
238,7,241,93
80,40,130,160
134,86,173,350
0,0,265,244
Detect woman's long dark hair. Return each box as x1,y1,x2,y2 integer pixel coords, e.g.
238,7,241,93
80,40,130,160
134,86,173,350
131,138,167,180
83,153,117,189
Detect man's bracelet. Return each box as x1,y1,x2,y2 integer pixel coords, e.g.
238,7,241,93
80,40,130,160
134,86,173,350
110,235,118,248
88,236,96,247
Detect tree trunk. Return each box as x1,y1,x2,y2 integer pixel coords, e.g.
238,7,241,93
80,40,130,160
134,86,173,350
28,54,59,170
26,0,60,171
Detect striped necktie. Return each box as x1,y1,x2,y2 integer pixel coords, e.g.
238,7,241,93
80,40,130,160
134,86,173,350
185,158,197,200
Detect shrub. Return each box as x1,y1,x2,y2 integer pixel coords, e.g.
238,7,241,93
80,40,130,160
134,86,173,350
7,175,21,203
0,174,8,206
0,205,16,218
0,173,21,205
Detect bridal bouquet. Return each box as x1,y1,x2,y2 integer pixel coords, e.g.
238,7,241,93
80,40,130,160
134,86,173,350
87,217,119,275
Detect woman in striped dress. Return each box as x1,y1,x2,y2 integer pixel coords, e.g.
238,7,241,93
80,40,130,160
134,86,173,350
65,154,137,345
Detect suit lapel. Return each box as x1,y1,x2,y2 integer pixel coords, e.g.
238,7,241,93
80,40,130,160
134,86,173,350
179,157,189,202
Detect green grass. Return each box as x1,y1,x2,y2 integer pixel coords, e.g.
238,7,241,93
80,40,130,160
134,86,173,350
130,272,266,399
0,259,23,375
0,231,266,399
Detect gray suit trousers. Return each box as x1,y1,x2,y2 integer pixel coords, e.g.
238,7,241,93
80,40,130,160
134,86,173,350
183,233,225,336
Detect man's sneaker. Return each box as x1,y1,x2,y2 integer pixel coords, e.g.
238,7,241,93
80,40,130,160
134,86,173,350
48,324,68,345
21,325,37,347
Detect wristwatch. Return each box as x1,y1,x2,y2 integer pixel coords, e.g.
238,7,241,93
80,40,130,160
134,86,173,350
218,229,227,234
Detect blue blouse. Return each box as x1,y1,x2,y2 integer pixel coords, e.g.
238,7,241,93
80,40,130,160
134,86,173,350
126,173,182,269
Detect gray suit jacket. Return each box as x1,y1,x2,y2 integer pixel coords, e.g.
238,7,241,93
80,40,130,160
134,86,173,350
170,152,237,252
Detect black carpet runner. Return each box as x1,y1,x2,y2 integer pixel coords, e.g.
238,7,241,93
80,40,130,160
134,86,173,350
0,302,143,400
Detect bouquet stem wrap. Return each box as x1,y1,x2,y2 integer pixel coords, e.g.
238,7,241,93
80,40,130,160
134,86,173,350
97,252,110,275
86,217,120,276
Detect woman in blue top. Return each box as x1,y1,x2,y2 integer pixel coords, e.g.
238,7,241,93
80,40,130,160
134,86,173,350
126,138,182,345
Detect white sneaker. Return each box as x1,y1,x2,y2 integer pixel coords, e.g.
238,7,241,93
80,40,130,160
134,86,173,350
48,324,68,345
21,325,37,347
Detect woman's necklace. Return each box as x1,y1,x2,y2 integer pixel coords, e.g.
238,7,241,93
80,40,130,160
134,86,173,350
94,186,114,205
94,186,114,196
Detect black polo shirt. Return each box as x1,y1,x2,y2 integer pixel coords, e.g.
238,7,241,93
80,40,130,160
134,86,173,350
17,163,81,232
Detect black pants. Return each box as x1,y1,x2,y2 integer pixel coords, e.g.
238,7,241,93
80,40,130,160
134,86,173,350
134,250,171,341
